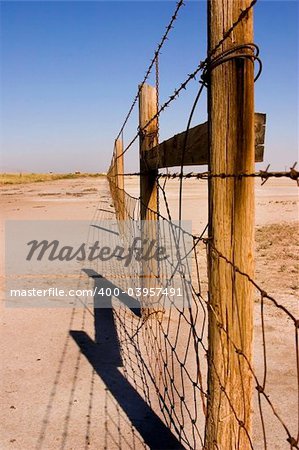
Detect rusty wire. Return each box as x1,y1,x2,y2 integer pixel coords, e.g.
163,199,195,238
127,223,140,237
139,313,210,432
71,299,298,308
104,0,299,448
106,165,299,185
106,169,299,449
114,0,185,143
111,0,259,165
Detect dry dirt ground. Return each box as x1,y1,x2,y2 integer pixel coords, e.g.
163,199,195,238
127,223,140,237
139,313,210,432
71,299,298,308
0,177,298,450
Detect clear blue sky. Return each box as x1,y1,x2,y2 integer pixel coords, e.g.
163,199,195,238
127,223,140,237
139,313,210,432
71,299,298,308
0,0,298,173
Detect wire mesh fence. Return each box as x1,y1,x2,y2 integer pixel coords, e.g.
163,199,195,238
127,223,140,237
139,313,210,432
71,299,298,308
102,1,299,448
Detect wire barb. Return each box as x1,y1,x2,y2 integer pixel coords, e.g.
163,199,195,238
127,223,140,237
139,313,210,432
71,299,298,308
106,1,299,448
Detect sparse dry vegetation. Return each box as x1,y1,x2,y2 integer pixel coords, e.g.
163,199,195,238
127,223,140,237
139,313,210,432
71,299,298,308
0,172,106,186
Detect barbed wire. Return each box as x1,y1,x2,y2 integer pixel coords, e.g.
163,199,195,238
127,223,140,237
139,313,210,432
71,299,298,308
114,0,185,142
111,0,259,165
105,1,299,448
207,0,258,60
106,165,299,185
105,178,299,449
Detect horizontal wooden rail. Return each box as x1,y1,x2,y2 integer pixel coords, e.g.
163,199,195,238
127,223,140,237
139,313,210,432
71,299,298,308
142,112,266,170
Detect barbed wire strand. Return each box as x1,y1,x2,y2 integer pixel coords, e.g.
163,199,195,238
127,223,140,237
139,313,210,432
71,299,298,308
104,0,299,447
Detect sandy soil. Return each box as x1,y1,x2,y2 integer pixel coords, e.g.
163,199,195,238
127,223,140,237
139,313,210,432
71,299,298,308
0,177,298,450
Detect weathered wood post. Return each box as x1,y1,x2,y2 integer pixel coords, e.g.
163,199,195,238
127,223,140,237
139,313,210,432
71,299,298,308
108,150,116,212
205,0,255,448
115,137,125,221
139,83,158,220
139,83,159,312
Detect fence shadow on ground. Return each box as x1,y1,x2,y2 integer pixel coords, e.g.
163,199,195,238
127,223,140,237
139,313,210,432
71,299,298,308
70,269,183,450
82,268,141,316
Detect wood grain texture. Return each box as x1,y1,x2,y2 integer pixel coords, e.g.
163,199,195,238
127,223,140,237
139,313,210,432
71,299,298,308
139,83,158,220
205,1,255,448
142,113,265,170
139,84,160,314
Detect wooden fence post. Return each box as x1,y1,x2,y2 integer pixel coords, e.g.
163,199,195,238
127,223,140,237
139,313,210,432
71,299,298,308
139,83,158,220
205,1,255,448
115,138,125,221
139,83,159,312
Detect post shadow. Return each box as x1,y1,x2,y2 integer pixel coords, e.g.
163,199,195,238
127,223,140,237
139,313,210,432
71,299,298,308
82,268,141,317
90,224,119,236
70,270,184,449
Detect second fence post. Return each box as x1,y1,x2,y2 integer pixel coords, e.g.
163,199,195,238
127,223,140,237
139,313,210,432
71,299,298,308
139,83,159,313
139,83,158,220
205,0,255,448
115,137,125,221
